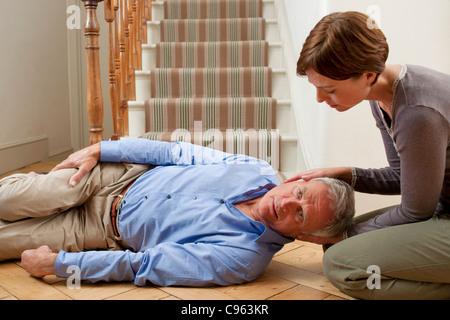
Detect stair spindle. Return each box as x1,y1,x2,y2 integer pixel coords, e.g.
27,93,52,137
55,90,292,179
82,0,105,145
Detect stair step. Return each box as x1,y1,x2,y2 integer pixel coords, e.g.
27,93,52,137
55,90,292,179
151,0,276,21
142,41,284,70
128,100,297,134
161,17,265,42
147,19,280,44
150,67,272,98
141,128,280,170
135,68,289,100
157,41,268,68
145,97,276,132
129,99,294,135
163,0,263,19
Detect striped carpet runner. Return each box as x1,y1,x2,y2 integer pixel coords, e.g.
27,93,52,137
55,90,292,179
151,67,272,98
142,0,279,169
163,0,263,19
160,18,265,42
156,41,268,68
145,97,276,132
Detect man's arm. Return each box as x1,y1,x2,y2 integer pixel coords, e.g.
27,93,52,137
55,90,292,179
53,242,268,287
21,243,267,286
52,139,236,187
100,138,232,166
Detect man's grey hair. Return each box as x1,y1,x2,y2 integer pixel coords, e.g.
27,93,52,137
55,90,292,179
310,177,355,237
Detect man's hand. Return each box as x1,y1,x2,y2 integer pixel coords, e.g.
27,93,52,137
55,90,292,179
51,142,101,187
21,245,57,278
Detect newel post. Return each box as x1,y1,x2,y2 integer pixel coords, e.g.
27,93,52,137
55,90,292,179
82,0,105,145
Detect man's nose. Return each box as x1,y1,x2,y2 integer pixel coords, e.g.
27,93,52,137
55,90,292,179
280,197,301,213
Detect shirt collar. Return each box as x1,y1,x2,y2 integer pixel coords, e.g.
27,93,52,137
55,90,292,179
232,182,277,203
256,225,294,245
234,182,293,245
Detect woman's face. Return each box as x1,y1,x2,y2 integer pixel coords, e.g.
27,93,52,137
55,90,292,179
305,68,376,112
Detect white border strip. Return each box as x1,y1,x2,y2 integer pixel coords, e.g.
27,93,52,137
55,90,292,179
0,135,48,151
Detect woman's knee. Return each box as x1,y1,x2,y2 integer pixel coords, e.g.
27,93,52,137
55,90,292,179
323,242,353,290
323,239,379,299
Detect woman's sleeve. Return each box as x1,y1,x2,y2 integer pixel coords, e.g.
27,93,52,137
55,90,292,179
352,102,401,194
349,106,448,236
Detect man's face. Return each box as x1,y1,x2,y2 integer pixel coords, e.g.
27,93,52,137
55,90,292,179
255,180,334,238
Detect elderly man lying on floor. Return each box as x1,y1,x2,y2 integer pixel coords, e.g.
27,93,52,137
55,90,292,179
0,139,355,287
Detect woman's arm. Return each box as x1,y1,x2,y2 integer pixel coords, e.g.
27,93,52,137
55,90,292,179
349,106,448,235
351,102,401,194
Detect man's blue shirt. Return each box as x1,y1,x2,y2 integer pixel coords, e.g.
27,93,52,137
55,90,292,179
55,139,292,287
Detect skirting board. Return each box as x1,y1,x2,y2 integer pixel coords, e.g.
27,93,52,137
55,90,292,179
0,135,49,176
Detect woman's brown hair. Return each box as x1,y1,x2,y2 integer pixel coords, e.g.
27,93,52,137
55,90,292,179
297,11,389,85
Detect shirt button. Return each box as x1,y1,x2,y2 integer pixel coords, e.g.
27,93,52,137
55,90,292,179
193,196,197,200
167,195,172,199
220,200,224,204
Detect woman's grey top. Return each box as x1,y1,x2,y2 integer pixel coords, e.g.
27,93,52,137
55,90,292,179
349,64,450,236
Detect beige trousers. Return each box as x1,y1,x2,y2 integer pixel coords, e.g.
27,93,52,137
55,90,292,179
0,162,150,261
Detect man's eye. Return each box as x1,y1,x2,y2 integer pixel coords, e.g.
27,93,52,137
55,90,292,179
297,189,302,198
298,209,303,218
325,89,336,94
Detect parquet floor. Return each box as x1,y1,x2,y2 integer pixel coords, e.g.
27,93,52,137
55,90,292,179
0,162,352,301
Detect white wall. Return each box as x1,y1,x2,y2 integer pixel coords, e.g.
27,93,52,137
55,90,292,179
0,0,114,175
0,0,74,174
281,0,450,214
323,0,450,168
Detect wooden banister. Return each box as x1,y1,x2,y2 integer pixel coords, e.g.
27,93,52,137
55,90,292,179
82,0,105,145
82,0,152,144
105,0,119,140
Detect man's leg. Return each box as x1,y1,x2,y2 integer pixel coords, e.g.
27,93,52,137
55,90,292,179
0,167,97,221
0,162,150,260
323,210,450,300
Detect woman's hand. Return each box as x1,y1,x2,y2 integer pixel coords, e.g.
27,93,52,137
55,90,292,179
285,166,353,184
51,142,101,187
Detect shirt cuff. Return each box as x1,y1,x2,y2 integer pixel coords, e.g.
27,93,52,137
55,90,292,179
100,141,120,162
54,250,72,278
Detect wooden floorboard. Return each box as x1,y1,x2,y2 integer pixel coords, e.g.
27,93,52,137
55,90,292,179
0,162,352,300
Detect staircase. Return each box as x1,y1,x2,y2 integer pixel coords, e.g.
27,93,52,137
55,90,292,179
125,0,299,179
